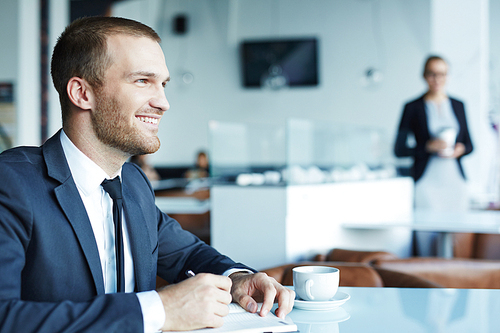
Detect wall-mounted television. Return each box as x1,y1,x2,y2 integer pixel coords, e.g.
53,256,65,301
240,38,319,89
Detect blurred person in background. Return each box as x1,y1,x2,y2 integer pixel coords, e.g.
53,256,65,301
130,154,160,182
185,150,209,179
394,55,473,256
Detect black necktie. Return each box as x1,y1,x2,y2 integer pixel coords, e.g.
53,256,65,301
101,177,125,293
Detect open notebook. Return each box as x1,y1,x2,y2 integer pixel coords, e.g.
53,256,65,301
168,303,297,333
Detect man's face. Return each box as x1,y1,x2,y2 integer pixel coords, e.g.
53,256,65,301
91,34,170,156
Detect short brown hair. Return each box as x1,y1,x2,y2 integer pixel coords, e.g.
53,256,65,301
51,16,161,125
423,55,447,77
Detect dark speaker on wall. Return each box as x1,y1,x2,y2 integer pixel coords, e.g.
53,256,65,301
173,14,188,35
240,38,319,89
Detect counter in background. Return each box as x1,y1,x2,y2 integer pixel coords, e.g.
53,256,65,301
211,177,414,271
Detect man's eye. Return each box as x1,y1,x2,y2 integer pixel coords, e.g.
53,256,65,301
136,79,147,84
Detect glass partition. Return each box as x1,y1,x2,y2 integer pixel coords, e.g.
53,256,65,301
208,120,286,183
208,119,397,185
285,118,396,184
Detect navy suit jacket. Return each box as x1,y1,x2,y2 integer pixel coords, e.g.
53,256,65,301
0,131,251,332
394,95,473,182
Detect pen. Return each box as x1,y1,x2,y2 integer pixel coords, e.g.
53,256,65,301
186,270,195,278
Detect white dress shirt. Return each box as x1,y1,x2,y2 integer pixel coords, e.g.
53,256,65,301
60,131,164,332
414,99,468,212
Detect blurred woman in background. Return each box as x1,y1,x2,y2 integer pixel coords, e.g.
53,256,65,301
394,55,473,256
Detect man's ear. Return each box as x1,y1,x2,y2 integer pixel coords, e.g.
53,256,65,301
67,77,95,110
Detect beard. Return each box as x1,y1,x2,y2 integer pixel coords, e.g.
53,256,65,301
91,91,161,156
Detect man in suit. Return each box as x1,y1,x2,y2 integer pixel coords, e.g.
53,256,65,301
0,17,294,332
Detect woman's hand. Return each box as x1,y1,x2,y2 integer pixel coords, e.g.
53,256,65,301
426,138,448,153
449,142,466,158
427,139,465,158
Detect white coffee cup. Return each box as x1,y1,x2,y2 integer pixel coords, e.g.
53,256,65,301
293,266,339,301
437,127,457,157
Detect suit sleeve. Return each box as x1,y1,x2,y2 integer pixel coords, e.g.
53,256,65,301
0,294,143,333
455,100,473,156
0,162,144,333
394,103,416,157
394,101,430,162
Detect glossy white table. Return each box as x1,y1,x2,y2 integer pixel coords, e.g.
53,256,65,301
285,287,500,333
343,209,500,257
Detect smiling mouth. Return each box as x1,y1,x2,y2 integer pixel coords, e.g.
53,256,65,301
137,116,159,125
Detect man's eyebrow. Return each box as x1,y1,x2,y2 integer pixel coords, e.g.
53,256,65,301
129,71,170,82
129,71,157,78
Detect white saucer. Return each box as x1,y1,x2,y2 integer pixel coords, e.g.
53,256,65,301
293,291,351,311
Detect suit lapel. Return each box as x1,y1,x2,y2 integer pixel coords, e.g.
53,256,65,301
449,98,462,124
43,131,105,294
417,96,431,140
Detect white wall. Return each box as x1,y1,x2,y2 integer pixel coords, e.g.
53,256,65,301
5,0,500,199
0,0,41,147
490,0,500,202
112,0,431,167
16,0,41,146
492,0,500,111
0,0,18,82
0,0,19,146
47,0,69,138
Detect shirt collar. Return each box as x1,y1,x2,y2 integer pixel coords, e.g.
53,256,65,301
60,130,122,197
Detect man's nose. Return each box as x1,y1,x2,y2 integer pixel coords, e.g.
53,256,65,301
150,86,170,112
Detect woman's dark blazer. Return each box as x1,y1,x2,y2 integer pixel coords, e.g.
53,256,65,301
394,95,473,182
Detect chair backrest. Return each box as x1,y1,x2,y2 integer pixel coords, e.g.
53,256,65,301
474,234,500,260
453,233,500,260
373,257,500,289
326,248,399,264
373,267,442,288
452,232,476,258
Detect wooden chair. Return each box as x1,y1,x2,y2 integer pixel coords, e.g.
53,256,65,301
373,257,500,289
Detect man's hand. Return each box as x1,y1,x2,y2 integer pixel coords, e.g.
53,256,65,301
158,273,232,331
229,272,295,320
